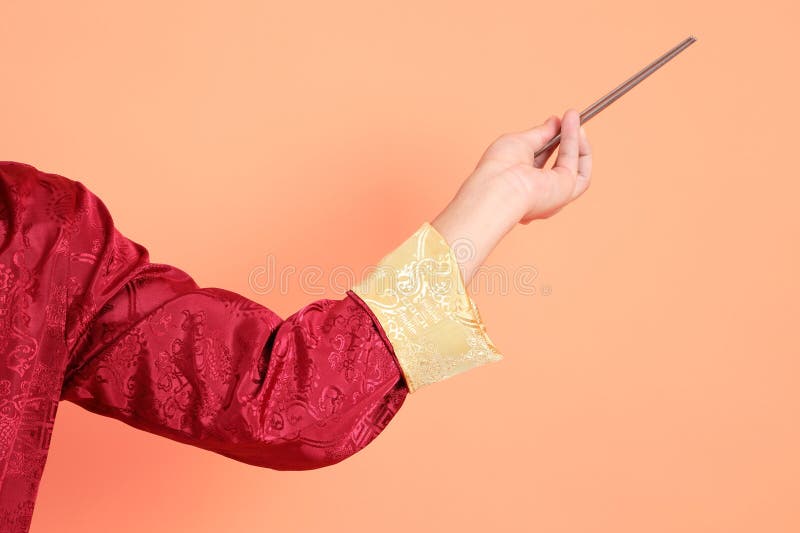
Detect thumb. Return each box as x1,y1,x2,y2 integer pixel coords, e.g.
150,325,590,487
514,115,561,168
479,115,561,168
514,115,560,149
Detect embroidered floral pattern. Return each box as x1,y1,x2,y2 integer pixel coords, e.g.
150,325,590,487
0,161,500,532
0,162,413,532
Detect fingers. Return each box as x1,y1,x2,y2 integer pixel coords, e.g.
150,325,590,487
495,110,593,223
533,116,561,168
551,108,594,203
571,125,593,200
553,109,581,177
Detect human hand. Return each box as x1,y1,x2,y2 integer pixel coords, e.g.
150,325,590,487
467,107,592,223
432,108,593,284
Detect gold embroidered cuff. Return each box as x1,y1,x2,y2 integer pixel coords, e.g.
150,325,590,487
351,222,502,393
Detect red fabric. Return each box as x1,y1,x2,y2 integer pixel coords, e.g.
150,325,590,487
0,161,408,532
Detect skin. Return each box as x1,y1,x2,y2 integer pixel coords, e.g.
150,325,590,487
431,108,592,285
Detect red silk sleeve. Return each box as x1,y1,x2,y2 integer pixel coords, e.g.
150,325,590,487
60,180,408,470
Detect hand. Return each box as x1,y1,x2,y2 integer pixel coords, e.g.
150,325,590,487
432,108,593,284
475,107,592,223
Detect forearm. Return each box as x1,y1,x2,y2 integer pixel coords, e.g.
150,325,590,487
431,177,523,286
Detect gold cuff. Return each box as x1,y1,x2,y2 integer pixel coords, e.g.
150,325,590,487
351,222,502,393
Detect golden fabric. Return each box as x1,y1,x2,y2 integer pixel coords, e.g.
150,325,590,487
352,223,503,393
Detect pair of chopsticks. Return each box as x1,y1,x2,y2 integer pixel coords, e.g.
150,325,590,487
533,35,697,159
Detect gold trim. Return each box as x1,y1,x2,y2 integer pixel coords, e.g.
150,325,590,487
352,223,502,393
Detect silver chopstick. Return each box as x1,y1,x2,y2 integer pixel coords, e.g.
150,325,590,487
533,35,697,159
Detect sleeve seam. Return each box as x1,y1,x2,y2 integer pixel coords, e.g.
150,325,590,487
345,289,411,393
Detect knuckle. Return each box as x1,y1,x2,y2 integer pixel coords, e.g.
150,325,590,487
494,132,521,147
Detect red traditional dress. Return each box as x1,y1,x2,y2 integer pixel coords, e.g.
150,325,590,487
0,161,502,532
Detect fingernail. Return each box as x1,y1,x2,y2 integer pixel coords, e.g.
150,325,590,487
579,126,586,136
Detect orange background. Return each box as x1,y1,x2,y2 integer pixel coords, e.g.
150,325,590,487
1,1,798,532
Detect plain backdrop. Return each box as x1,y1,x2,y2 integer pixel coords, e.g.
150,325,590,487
1,1,797,532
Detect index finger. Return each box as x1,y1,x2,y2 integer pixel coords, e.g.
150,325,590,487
552,108,581,177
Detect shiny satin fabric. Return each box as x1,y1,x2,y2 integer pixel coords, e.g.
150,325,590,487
352,223,502,393
0,161,499,532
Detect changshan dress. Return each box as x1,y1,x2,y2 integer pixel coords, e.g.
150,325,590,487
0,161,502,532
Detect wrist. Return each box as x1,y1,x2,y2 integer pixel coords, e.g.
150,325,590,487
431,175,522,285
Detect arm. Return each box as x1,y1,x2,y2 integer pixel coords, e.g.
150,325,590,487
61,107,591,470
352,109,591,392
60,181,411,470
